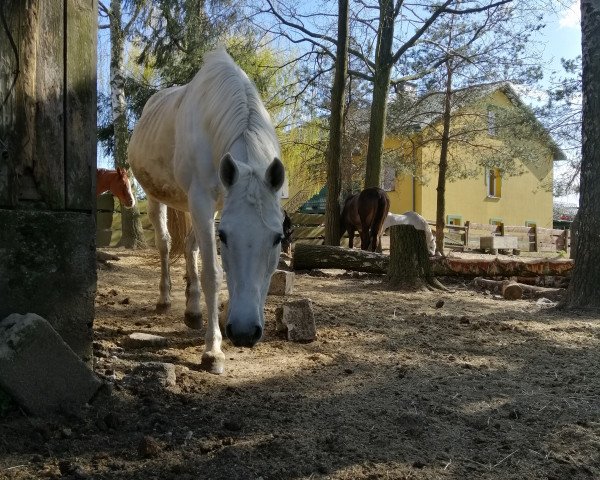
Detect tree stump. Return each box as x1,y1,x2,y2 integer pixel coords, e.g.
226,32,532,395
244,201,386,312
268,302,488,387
387,225,447,291
501,280,523,300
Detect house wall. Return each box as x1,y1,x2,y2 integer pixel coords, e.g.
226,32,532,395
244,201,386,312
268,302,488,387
386,90,555,227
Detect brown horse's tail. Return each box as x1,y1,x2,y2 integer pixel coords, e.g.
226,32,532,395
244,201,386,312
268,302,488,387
370,192,390,251
167,207,192,260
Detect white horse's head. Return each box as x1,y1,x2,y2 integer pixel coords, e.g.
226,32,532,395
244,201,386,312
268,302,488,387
218,153,285,347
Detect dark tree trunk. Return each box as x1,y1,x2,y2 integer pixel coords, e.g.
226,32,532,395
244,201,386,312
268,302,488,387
109,0,146,249
364,0,394,189
387,225,446,291
119,206,146,249
560,0,600,309
435,63,453,255
324,0,349,246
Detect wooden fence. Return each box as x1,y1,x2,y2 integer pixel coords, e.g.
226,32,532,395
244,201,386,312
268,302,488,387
289,212,570,254
98,207,570,255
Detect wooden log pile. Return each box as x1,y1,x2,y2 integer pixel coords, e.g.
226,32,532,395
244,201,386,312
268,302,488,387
292,244,573,278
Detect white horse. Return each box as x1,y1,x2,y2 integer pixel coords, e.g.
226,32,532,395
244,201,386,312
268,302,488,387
382,211,436,255
128,48,285,374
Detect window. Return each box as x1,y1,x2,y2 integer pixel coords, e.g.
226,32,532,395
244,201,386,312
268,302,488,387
489,218,503,226
487,109,496,136
447,215,462,226
486,168,502,198
525,220,536,228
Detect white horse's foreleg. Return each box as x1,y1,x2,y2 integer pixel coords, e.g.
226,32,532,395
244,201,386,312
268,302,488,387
183,230,202,329
147,198,172,312
187,191,224,374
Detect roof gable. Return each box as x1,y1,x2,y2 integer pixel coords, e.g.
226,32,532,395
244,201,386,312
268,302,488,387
388,83,566,160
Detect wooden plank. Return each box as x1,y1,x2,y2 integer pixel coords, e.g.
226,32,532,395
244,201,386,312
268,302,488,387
291,213,325,226
293,226,325,239
0,0,20,206
32,1,65,208
65,0,97,211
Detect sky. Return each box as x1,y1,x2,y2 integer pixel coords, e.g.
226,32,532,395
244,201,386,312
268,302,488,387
541,0,581,206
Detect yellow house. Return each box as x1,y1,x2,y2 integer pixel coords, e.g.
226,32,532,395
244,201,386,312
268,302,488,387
383,84,565,228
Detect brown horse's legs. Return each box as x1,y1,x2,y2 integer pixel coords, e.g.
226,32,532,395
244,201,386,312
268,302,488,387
348,226,356,249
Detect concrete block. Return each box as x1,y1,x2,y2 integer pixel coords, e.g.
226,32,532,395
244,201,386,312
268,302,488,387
0,313,102,415
275,299,316,342
480,236,518,250
0,209,96,361
268,270,294,296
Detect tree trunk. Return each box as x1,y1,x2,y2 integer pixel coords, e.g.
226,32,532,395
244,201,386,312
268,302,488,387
560,0,600,309
119,206,146,249
388,225,446,291
364,0,394,189
324,0,349,246
109,0,146,249
435,62,453,254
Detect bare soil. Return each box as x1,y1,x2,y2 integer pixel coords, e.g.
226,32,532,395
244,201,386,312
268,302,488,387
1,248,599,480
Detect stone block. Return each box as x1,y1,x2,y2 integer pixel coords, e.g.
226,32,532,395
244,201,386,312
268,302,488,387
0,313,102,415
480,236,518,250
122,332,168,349
275,299,316,342
268,270,294,296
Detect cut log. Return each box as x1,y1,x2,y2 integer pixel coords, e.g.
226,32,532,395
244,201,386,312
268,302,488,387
473,277,565,301
293,244,389,273
473,278,523,299
502,281,523,300
96,250,120,264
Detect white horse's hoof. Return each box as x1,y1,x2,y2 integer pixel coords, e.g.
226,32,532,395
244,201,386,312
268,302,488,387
201,351,225,375
184,312,203,330
155,302,171,313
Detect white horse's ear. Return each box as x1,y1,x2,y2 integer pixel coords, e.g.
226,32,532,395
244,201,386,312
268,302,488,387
265,157,285,192
219,153,238,188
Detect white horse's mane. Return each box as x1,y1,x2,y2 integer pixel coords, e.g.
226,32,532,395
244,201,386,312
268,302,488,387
194,48,280,169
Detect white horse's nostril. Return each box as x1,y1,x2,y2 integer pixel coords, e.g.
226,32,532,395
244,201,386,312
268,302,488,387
226,322,262,348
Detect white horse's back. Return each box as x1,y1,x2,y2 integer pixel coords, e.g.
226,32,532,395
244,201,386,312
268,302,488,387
129,85,189,209
384,211,436,255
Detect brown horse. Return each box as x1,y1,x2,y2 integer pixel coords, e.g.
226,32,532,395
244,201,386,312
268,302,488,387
340,187,390,251
96,167,135,208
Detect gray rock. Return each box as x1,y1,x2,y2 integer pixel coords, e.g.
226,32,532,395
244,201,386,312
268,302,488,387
268,270,294,296
275,299,316,342
0,313,101,415
122,332,168,349
123,362,178,392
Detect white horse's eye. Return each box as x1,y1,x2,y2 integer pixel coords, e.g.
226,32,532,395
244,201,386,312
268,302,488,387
273,234,283,246
218,230,228,246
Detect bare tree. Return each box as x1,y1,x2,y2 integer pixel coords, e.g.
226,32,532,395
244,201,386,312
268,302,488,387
324,0,350,245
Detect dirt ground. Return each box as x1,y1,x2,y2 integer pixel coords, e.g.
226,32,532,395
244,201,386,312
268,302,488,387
1,247,599,480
